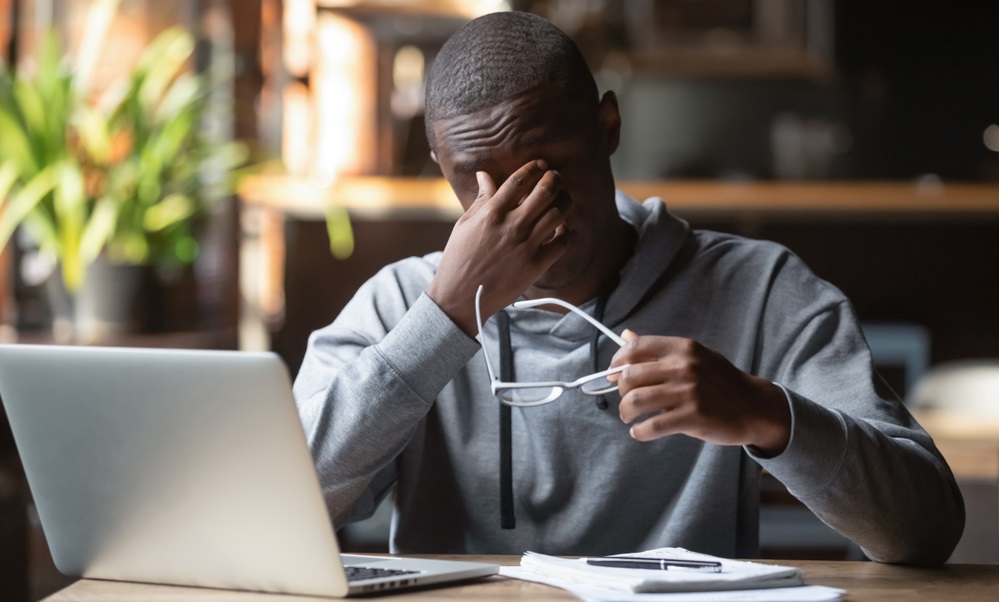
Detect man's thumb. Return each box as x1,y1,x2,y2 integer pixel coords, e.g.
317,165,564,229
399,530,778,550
475,171,496,201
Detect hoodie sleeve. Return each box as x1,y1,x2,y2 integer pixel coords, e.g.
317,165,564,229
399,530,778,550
747,273,965,565
293,262,480,527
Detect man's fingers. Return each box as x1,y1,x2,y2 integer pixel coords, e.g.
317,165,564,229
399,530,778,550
530,190,570,245
606,330,639,383
618,380,685,423
493,159,549,208
474,171,496,202
629,409,687,442
518,168,564,223
473,160,567,249
611,336,697,369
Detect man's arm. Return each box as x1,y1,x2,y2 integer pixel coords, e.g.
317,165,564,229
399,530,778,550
294,271,480,526
610,303,964,565
294,159,573,526
751,304,965,565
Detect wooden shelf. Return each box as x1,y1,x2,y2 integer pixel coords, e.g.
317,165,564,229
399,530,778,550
8,329,239,350
239,175,999,220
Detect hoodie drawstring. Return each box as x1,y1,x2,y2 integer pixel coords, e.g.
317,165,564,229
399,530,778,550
496,310,516,529
495,294,611,530
590,293,609,410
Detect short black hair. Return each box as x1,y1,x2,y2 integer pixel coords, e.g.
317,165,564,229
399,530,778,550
424,11,599,148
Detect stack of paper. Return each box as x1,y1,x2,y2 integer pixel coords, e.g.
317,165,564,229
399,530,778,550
500,548,845,602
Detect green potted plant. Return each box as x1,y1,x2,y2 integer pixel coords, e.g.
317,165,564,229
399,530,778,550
0,26,248,341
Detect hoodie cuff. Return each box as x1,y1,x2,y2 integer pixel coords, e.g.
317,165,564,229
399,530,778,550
746,384,849,499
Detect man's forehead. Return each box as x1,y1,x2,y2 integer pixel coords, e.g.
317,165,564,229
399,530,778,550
431,90,588,167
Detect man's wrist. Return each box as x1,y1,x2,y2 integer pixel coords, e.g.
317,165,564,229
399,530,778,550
749,378,792,457
425,281,478,338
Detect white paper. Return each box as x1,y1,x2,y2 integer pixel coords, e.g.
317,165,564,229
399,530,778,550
518,548,803,593
500,565,845,602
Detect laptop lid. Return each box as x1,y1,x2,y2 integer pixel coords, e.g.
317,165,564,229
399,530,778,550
0,344,496,597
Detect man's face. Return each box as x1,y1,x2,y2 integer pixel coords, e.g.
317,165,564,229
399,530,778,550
430,87,621,292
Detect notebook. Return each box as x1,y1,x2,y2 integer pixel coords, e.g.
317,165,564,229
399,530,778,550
514,548,803,593
501,548,846,601
0,344,498,597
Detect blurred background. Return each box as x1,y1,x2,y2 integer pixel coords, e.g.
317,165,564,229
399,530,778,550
1,1,998,599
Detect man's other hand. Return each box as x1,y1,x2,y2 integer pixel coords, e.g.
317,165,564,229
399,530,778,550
610,330,792,456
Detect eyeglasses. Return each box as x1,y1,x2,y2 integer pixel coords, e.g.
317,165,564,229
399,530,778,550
475,285,627,407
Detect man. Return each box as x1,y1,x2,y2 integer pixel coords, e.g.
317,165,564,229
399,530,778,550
294,11,964,564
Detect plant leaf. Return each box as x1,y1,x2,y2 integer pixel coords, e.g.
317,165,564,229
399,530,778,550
136,28,196,112
154,72,202,124
325,204,354,259
0,163,61,250
0,102,39,175
13,78,48,149
53,163,87,292
35,32,64,103
74,106,113,164
112,230,149,265
80,195,118,263
144,193,194,232
0,161,19,206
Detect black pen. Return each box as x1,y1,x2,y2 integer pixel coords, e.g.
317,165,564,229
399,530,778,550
585,556,723,573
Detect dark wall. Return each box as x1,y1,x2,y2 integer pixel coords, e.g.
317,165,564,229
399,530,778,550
835,2,999,181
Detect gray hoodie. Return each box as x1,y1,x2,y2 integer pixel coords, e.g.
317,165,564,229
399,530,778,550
294,193,964,564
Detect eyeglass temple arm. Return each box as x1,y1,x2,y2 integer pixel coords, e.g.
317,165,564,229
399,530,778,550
512,297,627,346
474,285,500,383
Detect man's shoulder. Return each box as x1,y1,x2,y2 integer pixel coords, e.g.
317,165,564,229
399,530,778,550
687,227,831,286
691,227,794,259
346,252,443,310
688,227,846,303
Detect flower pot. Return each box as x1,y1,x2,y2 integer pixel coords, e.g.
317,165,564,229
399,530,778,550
46,260,145,344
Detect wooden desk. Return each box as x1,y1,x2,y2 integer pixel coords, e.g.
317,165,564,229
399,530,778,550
41,556,999,602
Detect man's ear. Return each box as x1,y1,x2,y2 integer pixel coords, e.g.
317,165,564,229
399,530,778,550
597,91,621,155
430,150,439,164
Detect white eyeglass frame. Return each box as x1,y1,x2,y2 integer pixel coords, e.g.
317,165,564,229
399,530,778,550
474,284,627,407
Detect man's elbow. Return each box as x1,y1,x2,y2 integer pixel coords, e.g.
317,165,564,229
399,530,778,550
863,503,966,566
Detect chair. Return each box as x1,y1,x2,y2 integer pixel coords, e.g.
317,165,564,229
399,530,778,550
861,321,931,399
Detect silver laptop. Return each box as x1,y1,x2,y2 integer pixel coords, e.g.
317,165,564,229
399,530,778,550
0,344,498,597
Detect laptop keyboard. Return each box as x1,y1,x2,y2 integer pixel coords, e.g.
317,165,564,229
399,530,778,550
344,565,420,582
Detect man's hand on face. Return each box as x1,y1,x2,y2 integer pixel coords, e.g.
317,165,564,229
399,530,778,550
427,159,571,336
610,330,792,457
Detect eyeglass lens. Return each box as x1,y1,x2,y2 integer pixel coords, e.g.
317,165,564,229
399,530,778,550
580,375,617,395
499,387,563,405
498,377,619,406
